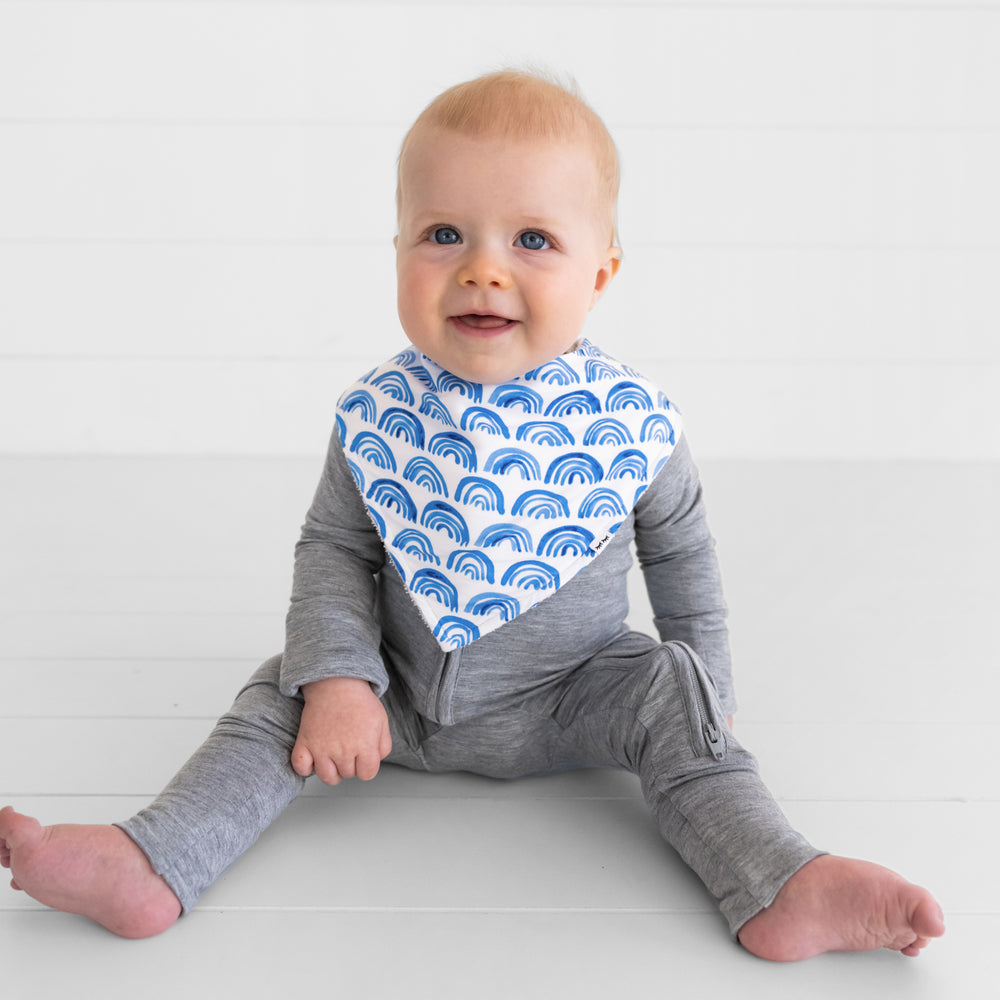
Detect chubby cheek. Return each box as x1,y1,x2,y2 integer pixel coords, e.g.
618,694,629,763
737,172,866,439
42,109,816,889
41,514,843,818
534,275,593,339
396,265,436,340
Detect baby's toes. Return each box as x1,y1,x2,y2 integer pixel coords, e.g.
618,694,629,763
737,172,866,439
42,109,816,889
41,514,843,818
902,934,932,956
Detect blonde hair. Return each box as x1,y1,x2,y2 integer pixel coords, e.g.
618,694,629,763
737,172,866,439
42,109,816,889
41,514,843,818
397,70,620,247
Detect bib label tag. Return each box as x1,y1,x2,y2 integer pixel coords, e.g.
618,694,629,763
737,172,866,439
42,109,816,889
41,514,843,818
590,532,613,553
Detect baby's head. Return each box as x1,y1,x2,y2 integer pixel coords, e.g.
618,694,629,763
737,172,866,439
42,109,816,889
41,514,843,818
394,71,623,384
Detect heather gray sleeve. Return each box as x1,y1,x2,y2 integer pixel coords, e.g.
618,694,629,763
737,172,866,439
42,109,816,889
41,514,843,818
279,428,390,698
633,434,736,716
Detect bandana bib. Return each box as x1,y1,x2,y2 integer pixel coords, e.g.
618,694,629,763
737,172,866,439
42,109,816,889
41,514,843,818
336,340,681,650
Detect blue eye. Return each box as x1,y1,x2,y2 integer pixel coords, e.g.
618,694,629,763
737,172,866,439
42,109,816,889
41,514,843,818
517,231,549,251
430,227,461,245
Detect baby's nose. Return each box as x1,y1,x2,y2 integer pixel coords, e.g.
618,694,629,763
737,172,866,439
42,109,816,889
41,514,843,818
458,247,512,288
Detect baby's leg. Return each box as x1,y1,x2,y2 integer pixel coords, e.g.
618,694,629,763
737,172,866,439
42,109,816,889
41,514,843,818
551,636,943,959
0,655,306,937
117,656,307,914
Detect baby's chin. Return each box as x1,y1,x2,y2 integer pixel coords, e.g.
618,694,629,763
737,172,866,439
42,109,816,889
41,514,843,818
402,330,584,386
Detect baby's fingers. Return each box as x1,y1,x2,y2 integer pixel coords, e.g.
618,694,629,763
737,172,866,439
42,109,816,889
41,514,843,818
355,751,382,782
290,742,317,779
312,755,344,785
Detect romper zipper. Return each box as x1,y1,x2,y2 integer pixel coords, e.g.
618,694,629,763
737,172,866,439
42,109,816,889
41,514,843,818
677,642,726,761
435,648,462,726
702,719,725,761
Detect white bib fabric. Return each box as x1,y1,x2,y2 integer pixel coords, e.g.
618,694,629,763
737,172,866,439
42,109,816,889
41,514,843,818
336,340,681,650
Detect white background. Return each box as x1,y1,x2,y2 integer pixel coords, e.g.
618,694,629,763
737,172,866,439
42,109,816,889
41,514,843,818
1,0,997,460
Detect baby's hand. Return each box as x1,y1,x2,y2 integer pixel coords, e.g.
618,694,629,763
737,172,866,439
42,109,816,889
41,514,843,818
291,676,392,785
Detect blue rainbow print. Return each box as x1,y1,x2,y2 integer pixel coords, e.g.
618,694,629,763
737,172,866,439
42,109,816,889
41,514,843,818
465,592,521,621
420,501,471,545
436,371,483,401
461,406,511,438
392,528,440,565
484,448,542,481
582,417,633,446
511,489,570,519
410,568,459,611
391,349,419,369
544,390,602,417
524,357,580,385
455,476,505,514
402,456,449,497
434,616,480,648
346,460,365,494
370,370,415,405
446,549,495,584
418,393,457,428
338,339,682,651
584,357,622,382
475,523,533,552
501,560,561,591
488,384,544,413
545,452,604,486
350,432,396,472
515,421,575,446
608,449,648,481
378,407,425,448
341,389,377,423
606,381,653,412
429,432,478,472
640,413,675,444
537,525,596,558
404,363,437,391
578,487,628,518
367,479,417,521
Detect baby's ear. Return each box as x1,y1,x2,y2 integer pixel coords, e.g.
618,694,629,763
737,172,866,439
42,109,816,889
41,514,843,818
590,252,621,307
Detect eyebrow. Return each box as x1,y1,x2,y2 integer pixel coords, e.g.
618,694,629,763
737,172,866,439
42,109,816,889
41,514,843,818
406,210,565,230
515,216,562,230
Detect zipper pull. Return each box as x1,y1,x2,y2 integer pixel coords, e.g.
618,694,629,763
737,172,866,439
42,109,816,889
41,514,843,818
703,721,725,761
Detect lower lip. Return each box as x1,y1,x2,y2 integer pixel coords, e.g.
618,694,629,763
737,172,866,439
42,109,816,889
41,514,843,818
449,316,518,338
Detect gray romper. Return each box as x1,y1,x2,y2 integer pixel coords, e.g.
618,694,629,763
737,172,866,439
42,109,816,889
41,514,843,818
118,426,820,937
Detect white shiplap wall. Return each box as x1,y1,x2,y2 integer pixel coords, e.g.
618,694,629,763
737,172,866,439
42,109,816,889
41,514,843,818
0,0,996,459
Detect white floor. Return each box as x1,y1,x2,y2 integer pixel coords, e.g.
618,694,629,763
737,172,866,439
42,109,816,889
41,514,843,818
1,455,997,999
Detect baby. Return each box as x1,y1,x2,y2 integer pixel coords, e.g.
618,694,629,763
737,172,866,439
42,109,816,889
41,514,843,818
0,70,944,961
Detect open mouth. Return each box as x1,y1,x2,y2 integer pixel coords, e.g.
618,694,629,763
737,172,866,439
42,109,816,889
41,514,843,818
452,313,515,332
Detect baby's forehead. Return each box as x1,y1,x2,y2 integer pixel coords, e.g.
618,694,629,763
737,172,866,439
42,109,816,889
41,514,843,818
397,125,610,210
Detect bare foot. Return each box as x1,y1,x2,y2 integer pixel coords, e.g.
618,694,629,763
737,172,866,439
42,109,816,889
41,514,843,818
0,806,182,939
738,854,945,962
